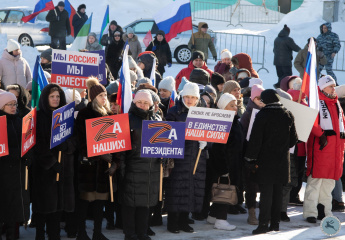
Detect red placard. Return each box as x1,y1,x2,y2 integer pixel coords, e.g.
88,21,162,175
86,113,132,157
21,108,37,157
0,116,9,157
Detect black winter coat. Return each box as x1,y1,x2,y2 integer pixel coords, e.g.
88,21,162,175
146,38,172,67
210,115,244,186
32,84,76,213
72,11,88,37
41,62,52,74
164,98,207,213
101,25,124,57
273,28,301,67
245,103,298,184
106,39,124,79
120,103,161,207
0,111,30,223
46,7,71,37
75,102,118,193
14,83,31,119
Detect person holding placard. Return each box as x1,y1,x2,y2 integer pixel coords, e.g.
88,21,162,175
245,89,298,235
165,82,208,234
240,84,265,225
120,90,161,240
75,78,118,240
0,91,31,240
33,84,76,240
207,93,244,231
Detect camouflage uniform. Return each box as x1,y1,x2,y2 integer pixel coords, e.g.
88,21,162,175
316,23,341,83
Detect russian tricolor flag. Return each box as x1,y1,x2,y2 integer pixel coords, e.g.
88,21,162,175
154,0,192,43
21,0,54,23
64,0,76,37
300,37,319,111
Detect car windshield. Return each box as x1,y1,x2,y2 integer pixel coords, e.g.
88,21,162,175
6,10,24,23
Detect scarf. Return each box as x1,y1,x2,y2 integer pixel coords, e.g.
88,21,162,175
319,99,345,136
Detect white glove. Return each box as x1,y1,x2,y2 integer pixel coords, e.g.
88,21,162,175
199,141,207,150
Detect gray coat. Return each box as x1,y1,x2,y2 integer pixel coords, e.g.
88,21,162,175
122,34,142,60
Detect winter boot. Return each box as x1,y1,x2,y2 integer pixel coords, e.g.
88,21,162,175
269,222,279,232
214,220,236,231
332,199,345,212
167,212,179,234
280,212,290,222
306,217,317,223
252,223,269,235
150,201,163,226
247,208,259,225
317,204,325,220
178,212,194,233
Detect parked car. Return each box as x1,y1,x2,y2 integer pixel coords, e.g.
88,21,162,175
0,7,73,47
123,19,216,64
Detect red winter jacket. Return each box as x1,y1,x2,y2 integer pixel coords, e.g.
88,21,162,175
175,61,213,90
232,53,259,78
306,88,345,180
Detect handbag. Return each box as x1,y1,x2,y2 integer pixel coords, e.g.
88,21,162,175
211,176,238,205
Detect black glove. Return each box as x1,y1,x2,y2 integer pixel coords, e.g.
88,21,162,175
319,133,328,150
52,161,62,173
324,130,336,136
105,163,117,176
100,154,112,163
24,158,32,167
191,44,196,50
213,56,217,62
244,160,258,173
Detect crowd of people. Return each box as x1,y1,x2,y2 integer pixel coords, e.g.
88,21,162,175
0,3,344,239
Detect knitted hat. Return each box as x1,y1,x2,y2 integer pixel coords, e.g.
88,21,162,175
276,88,292,100
110,20,117,26
148,90,160,103
251,84,265,101
106,80,119,96
201,23,208,28
191,51,204,61
249,78,263,87
189,68,210,86
203,85,217,99
318,75,336,90
127,27,134,34
0,91,17,110
283,24,290,34
158,76,175,93
211,72,226,89
7,39,20,52
220,49,232,60
26,81,32,91
64,89,81,105
180,82,200,98
156,30,165,38
136,77,152,88
78,4,86,11
128,56,136,69
133,90,153,106
261,89,280,104
129,70,137,83
41,48,52,62
217,93,236,110
223,80,240,94
178,77,189,92
86,78,106,102
57,1,65,7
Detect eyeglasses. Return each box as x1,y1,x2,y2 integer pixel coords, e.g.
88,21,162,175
5,103,18,108
255,96,261,101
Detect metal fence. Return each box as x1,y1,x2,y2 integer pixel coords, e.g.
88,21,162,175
333,41,345,72
238,4,282,24
193,1,233,26
214,32,268,73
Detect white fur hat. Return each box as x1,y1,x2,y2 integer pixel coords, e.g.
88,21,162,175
249,78,263,87
292,77,302,90
318,75,336,90
220,49,232,60
64,89,81,105
180,82,200,98
7,39,21,52
237,71,249,79
158,76,175,93
217,93,237,110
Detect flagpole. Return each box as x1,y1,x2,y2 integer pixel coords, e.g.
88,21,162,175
189,1,195,45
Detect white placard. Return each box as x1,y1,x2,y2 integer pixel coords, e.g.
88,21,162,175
246,108,260,141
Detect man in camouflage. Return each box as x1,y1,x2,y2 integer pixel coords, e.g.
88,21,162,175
317,23,341,84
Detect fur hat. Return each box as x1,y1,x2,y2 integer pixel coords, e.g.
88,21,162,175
189,68,210,86
64,89,81,105
86,77,106,102
251,84,265,101
136,83,158,94
158,76,175,93
180,82,200,99
293,78,302,90
7,39,20,52
191,51,204,61
223,80,240,94
249,78,263,87
126,27,134,34
217,93,236,110
0,91,17,110
78,4,86,11
318,75,336,90
106,80,119,96
41,48,52,62
261,89,280,104
220,49,232,60
211,72,226,90
133,90,153,106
